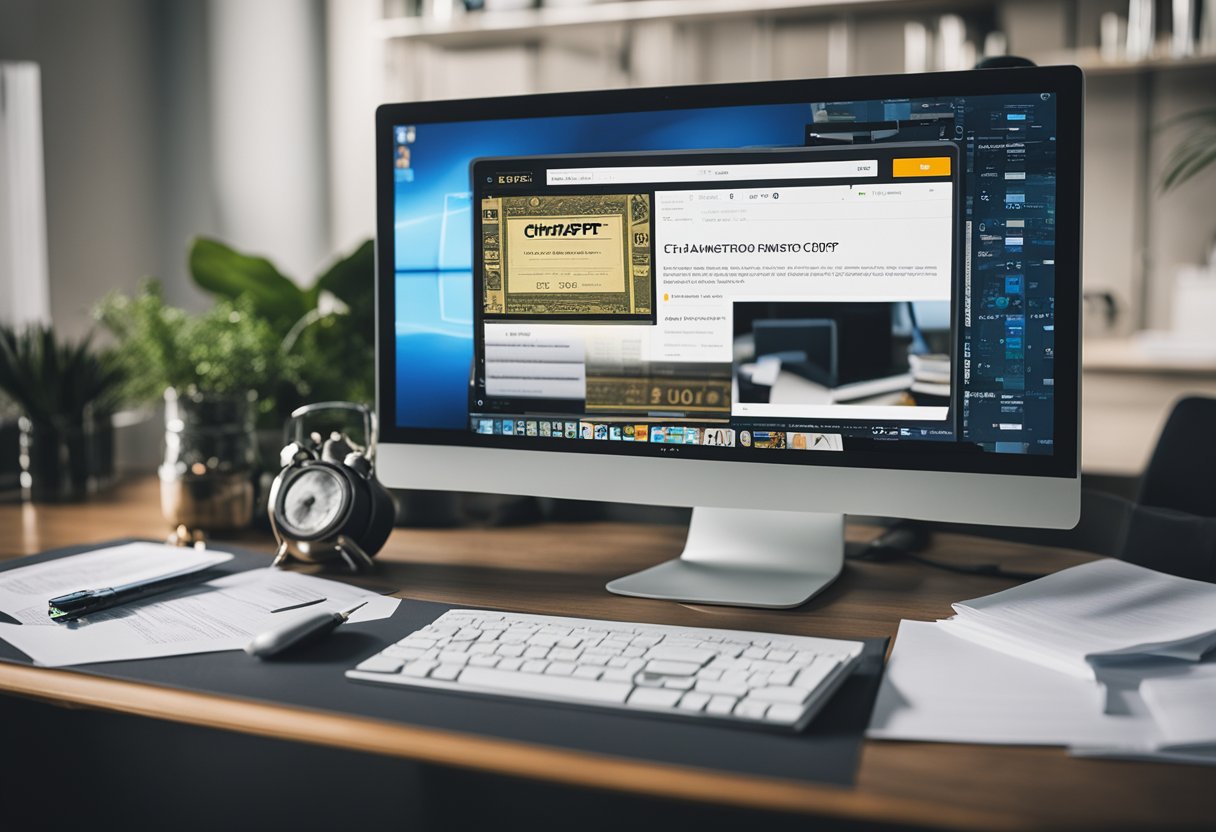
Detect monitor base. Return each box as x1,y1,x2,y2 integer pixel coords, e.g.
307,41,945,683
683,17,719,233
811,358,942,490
606,507,843,609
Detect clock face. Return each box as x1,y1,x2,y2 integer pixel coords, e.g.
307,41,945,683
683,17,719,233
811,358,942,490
279,467,347,538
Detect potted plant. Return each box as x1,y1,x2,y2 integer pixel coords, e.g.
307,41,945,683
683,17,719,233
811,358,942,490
0,324,123,501
98,282,297,530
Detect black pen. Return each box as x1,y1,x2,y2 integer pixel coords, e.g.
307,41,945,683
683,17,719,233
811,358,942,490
48,566,220,623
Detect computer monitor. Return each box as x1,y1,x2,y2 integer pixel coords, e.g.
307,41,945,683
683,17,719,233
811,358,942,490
375,67,1082,608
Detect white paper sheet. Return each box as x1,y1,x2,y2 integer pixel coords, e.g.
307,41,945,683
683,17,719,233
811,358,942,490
867,620,1160,747
0,542,233,626
0,568,399,667
944,558,1216,679
1139,666,1216,748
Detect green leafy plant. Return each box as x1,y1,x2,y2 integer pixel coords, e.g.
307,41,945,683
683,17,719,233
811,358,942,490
1160,107,1216,192
0,323,124,425
189,237,375,405
96,282,297,422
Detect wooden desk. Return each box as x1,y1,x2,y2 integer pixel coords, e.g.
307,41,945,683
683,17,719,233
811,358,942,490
1,478,1212,830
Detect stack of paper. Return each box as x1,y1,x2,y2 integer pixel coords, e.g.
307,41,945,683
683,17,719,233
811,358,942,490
868,559,1216,765
942,558,1216,678
0,542,400,667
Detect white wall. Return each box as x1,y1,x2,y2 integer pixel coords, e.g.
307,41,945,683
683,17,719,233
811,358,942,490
326,0,384,256
209,0,330,284
0,0,162,340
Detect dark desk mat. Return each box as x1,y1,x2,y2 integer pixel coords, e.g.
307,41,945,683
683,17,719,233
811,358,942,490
0,540,886,787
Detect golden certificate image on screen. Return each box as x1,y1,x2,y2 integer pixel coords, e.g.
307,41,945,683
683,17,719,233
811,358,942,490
481,193,652,318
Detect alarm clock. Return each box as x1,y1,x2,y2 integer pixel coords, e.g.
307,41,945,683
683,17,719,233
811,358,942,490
268,402,395,572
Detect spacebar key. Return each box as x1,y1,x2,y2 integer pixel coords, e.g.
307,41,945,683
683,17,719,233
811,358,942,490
458,667,633,703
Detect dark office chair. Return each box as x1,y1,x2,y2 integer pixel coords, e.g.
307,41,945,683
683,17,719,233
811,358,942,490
1120,397,1216,581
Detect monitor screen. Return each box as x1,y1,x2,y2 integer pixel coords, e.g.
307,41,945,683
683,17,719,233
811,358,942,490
379,71,1079,479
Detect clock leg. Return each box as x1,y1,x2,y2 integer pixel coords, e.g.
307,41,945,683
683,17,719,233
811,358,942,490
271,541,293,569
336,535,375,572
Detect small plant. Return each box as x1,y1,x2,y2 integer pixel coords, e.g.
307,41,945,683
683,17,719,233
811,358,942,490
1160,106,1216,193
96,282,299,423
189,237,375,406
0,323,123,426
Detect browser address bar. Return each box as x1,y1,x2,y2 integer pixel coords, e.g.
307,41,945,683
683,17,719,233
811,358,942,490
546,159,878,186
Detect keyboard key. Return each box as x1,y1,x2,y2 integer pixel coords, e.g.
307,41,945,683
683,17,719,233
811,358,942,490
460,667,632,704
469,654,500,668
432,664,461,681
747,686,812,705
600,668,636,684
705,695,737,716
795,657,840,692
645,645,716,665
521,660,548,674
765,704,804,725
678,691,710,711
628,688,682,709
734,700,769,720
695,678,749,697
644,660,701,677
355,655,403,674
769,668,796,686
545,661,576,676
572,666,602,680
401,660,437,678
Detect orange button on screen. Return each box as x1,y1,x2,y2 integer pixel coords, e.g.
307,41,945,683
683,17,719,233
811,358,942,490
893,157,951,177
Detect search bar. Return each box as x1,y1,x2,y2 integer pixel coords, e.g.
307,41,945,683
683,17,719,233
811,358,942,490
546,159,878,186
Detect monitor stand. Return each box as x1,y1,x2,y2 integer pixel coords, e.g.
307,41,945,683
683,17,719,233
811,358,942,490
606,507,843,609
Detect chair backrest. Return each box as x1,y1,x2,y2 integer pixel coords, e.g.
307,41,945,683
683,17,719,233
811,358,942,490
1138,396,1216,518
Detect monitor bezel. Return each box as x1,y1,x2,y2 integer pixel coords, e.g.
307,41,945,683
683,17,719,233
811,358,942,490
375,66,1082,481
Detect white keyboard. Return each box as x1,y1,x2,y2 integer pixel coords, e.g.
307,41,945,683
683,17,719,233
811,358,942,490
346,610,865,732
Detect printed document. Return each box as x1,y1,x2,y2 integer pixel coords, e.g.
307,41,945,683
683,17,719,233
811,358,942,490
942,558,1216,679
0,542,233,626
0,556,399,666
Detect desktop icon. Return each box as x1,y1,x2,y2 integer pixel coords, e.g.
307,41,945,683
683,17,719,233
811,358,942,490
594,424,608,440
503,420,515,436
683,428,699,444
476,419,494,435
609,426,622,440
564,422,578,439
702,428,736,447
525,421,538,436
622,425,636,441
579,421,594,439
753,431,786,449
635,424,649,442
739,430,752,447
650,426,666,443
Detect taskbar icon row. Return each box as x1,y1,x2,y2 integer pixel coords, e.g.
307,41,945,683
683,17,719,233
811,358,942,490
471,418,843,451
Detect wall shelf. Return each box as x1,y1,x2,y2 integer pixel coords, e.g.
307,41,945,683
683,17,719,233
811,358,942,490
376,0,953,48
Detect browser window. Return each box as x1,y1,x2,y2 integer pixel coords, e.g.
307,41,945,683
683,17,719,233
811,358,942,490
469,144,958,443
